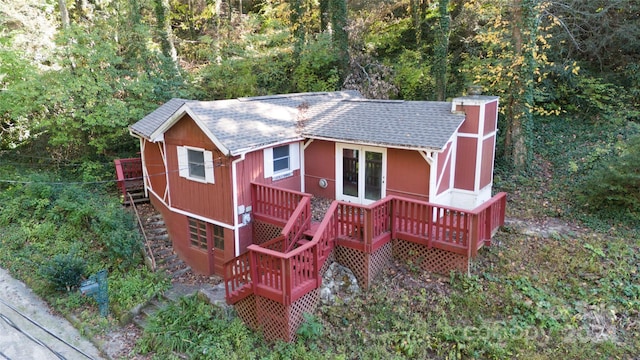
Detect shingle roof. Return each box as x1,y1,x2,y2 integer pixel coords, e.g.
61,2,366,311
130,91,465,156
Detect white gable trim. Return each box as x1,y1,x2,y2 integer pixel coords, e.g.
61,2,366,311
148,105,231,155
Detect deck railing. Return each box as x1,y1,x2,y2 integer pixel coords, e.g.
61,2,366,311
252,182,308,224
336,199,393,252
225,188,506,305
114,158,144,200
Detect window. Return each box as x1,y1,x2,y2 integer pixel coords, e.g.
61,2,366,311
188,218,207,250
188,149,205,179
263,142,300,179
213,225,224,250
177,146,214,183
273,145,290,173
188,218,225,251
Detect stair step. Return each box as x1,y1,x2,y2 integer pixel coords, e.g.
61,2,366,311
153,248,173,257
132,315,148,329
297,239,310,246
170,266,192,279
147,220,165,227
149,234,169,242
158,254,178,265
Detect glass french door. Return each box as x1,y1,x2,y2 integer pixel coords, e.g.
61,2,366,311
336,144,386,204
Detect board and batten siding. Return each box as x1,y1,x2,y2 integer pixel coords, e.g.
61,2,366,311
164,114,234,225
142,139,168,202
386,148,430,202
303,140,336,199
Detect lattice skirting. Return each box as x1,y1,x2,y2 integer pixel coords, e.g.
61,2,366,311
335,242,392,290
319,252,335,277
253,220,283,246
234,294,258,330
392,239,469,275
255,289,320,342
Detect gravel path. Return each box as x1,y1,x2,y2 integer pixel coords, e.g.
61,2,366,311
0,267,104,360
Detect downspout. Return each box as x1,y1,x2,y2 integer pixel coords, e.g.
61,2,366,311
231,152,246,257
301,139,314,192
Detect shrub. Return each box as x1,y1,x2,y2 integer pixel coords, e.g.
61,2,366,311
579,134,640,220
40,253,87,292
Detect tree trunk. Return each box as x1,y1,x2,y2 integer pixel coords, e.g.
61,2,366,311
503,0,537,170
59,0,70,28
330,0,349,83
320,0,329,31
153,0,178,62
433,0,450,101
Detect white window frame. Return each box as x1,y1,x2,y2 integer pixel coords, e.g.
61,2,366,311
177,146,215,183
264,142,300,179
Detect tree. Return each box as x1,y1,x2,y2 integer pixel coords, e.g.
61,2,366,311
329,0,349,83
459,0,549,170
432,0,450,101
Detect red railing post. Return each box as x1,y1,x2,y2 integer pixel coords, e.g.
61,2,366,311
364,209,372,252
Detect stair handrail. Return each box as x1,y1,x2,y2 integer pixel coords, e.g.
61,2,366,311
283,196,312,252
245,201,338,304
128,193,157,271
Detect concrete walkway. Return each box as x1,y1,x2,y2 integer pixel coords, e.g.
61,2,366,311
0,267,104,360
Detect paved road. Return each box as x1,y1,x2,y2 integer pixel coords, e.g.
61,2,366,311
0,267,104,360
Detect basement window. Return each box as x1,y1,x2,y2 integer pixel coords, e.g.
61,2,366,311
188,218,207,250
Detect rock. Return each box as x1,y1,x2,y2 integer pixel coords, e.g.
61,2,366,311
320,262,360,305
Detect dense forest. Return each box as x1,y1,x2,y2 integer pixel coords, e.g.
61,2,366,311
0,0,639,358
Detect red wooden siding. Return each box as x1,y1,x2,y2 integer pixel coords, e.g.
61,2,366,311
437,151,452,196
457,105,480,134
483,100,498,135
303,140,336,198
480,136,496,188
142,139,167,200
150,193,232,276
386,148,430,201
454,137,477,191
164,115,234,224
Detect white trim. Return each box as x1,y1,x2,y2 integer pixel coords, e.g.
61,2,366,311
162,141,173,206
148,189,234,230
204,150,215,183
449,135,457,191
456,132,481,138
335,143,387,205
139,137,149,198
301,140,312,192
474,103,486,192
162,141,171,204
177,146,189,178
263,142,300,180
231,153,246,257
149,105,231,155
177,145,215,184
264,147,274,178
305,135,443,153
435,141,454,195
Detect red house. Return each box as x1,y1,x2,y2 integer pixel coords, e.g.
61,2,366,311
128,91,506,340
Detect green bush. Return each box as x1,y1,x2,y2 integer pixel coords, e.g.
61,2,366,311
579,134,640,220
40,253,87,292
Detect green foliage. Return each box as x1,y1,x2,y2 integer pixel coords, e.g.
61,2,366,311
108,269,170,317
136,295,328,359
296,313,324,341
393,49,432,100
40,253,87,292
0,1,185,158
579,133,640,220
293,33,340,92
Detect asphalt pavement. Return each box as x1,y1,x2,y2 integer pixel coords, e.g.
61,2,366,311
0,267,104,360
